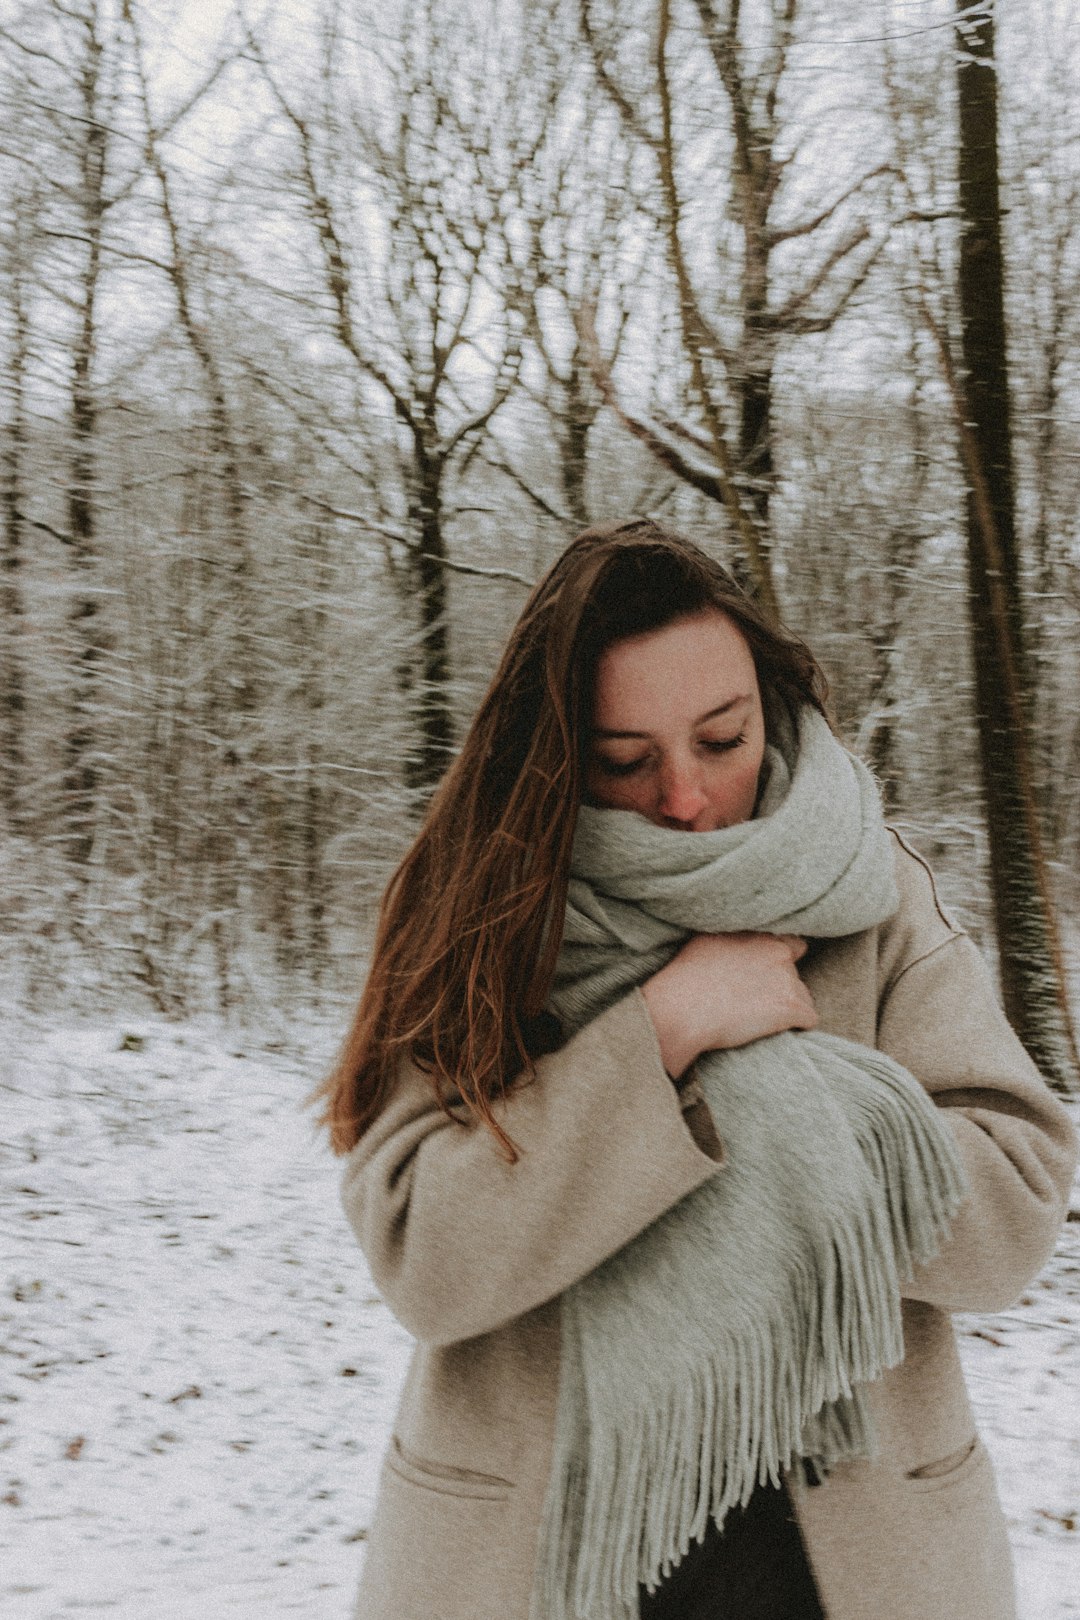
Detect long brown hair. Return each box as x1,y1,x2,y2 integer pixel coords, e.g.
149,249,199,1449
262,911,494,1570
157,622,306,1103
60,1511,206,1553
311,520,828,1158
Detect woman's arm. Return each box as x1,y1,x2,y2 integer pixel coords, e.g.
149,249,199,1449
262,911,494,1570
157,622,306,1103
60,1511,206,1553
340,988,724,1346
877,839,1078,1313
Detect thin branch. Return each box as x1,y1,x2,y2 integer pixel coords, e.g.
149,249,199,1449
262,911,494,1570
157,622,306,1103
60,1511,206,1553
438,357,521,460
154,53,235,142
240,366,375,487
773,222,873,324
418,552,533,587
769,164,898,246
576,307,735,507
37,229,173,274
785,235,889,334
289,492,408,546
479,441,573,526
15,509,73,546
655,415,714,457
0,23,73,77
285,485,534,585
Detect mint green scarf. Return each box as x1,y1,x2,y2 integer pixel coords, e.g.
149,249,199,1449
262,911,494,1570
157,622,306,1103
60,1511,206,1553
529,704,968,1620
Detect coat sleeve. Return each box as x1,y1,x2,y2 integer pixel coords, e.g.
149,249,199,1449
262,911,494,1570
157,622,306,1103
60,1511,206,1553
339,988,725,1345
875,844,1078,1313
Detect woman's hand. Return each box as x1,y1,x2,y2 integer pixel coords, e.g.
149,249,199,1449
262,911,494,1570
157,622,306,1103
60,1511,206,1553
640,932,818,1078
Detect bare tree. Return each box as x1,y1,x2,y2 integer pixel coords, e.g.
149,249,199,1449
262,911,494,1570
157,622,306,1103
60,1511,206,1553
577,0,896,612
0,0,141,865
998,1,1080,861
119,0,261,1006
479,69,678,536
245,0,547,791
947,0,1078,1088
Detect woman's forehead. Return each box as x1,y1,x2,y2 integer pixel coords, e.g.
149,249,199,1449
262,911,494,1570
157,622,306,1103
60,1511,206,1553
592,611,759,727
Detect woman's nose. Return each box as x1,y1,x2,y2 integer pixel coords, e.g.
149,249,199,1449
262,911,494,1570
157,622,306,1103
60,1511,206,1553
657,760,708,823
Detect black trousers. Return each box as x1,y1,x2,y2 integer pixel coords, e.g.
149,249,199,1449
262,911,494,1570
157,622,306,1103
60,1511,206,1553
637,1478,826,1620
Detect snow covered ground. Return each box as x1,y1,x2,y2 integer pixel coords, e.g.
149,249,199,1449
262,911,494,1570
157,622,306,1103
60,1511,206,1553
1,1007,1077,1619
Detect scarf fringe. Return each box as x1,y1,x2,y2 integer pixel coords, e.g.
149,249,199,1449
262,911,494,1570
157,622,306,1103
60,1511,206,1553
531,1034,967,1620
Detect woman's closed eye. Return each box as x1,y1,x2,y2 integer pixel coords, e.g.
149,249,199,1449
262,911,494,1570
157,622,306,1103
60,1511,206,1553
592,733,748,778
592,753,650,778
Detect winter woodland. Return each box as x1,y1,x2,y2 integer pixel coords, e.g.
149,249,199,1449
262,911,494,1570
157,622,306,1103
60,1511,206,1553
1,0,1078,1616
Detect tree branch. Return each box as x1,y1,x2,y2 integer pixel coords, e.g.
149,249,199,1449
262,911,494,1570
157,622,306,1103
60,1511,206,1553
418,552,533,587
576,306,734,506
578,0,658,151
768,164,898,247
15,509,74,546
242,26,417,434
773,222,874,325
479,440,573,527
288,492,408,546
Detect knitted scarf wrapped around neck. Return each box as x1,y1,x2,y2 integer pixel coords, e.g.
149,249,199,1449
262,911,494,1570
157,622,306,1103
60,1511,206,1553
528,703,968,1620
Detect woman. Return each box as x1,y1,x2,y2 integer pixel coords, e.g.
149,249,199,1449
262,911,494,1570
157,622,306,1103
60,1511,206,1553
315,521,1076,1620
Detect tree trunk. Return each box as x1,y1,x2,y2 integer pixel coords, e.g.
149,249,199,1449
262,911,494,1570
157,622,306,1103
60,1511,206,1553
406,452,456,794
559,352,595,531
64,99,106,868
738,166,776,541
738,354,773,538
1,239,29,833
954,0,1077,1090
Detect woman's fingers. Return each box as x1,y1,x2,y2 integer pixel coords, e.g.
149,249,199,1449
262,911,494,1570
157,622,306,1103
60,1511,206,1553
788,982,819,1029
641,929,822,1071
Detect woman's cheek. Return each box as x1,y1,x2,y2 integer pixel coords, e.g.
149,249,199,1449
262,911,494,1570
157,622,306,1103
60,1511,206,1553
720,754,765,822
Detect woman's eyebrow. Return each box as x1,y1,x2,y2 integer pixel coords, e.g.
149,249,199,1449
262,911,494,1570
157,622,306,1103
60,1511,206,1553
695,695,752,725
593,695,752,739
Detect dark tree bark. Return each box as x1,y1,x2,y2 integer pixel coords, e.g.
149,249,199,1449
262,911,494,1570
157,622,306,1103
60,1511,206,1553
63,15,108,867
407,451,455,792
1,217,30,834
954,0,1077,1090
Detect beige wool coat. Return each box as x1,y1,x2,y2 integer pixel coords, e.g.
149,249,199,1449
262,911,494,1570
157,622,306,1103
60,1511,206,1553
340,833,1078,1620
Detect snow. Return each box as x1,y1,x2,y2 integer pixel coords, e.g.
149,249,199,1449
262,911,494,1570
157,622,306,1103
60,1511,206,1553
1,1008,1077,1619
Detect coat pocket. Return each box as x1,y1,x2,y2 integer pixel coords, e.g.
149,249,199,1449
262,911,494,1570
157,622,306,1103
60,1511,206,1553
356,1446,519,1620
904,1434,987,1490
386,1434,515,1500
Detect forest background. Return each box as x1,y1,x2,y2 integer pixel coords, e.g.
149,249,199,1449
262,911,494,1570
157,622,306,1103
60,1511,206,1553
2,0,1080,1084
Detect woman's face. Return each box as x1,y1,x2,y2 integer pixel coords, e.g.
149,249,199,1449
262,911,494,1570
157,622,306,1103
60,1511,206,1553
585,609,767,832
